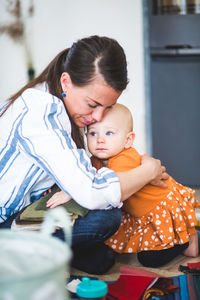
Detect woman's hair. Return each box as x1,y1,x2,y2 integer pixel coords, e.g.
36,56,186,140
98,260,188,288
1,35,128,148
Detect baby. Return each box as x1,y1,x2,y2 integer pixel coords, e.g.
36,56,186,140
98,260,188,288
86,103,199,259
47,103,199,262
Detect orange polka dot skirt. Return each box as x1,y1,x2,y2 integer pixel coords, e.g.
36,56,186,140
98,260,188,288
105,179,199,253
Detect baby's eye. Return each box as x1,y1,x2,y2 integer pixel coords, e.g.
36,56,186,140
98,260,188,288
106,131,113,136
89,131,97,136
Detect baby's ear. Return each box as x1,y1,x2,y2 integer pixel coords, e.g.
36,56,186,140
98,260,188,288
124,131,135,149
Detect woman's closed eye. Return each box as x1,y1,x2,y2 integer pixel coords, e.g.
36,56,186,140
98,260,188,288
88,103,98,108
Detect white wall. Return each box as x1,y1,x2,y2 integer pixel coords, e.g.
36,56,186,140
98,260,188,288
0,0,147,153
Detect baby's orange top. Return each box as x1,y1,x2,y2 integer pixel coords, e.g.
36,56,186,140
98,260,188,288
91,147,172,217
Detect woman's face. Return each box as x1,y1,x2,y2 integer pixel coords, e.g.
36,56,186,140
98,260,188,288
61,73,121,128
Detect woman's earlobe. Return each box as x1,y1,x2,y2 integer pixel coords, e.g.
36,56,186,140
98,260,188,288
60,72,71,91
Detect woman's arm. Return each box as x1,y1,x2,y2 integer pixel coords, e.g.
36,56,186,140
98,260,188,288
117,154,168,201
20,90,121,210
20,91,167,210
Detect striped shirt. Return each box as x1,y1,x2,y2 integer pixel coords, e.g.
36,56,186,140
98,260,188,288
0,84,121,223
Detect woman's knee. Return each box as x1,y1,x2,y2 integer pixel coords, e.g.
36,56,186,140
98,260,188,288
72,208,122,244
97,208,122,236
101,208,122,234
86,208,122,236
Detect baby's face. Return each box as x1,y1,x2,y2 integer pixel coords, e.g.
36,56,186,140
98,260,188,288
87,108,130,160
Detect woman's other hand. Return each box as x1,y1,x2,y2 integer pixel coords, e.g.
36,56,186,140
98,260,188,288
141,154,169,188
46,191,71,208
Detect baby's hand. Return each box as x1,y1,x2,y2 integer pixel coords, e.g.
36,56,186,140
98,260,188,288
46,191,71,208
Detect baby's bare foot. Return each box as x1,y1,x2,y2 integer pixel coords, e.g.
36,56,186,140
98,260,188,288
183,232,199,257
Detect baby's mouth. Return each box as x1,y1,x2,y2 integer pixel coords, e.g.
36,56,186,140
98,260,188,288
96,148,107,150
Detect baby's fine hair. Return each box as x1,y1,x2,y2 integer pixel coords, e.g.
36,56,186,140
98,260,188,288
111,103,134,132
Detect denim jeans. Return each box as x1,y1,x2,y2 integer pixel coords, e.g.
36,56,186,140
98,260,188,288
70,208,122,274
0,208,122,274
52,208,122,274
72,208,122,246
0,208,122,240
0,212,18,229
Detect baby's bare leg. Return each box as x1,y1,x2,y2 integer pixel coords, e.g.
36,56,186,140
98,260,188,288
183,232,199,257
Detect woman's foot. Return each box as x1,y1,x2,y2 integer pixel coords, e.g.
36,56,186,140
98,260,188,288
183,232,199,257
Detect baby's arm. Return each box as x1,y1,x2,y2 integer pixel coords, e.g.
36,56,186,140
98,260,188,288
46,191,71,208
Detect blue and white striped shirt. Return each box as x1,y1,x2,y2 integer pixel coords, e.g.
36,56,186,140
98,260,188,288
0,84,121,223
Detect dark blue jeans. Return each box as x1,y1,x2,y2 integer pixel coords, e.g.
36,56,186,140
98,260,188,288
72,208,122,246
0,212,18,229
54,208,122,274
0,208,122,274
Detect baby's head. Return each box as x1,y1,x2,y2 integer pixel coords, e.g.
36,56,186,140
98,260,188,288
87,103,135,160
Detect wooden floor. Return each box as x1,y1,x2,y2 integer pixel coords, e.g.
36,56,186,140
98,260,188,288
70,249,200,282
70,187,200,281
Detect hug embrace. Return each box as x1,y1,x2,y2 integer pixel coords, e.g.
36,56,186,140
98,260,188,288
0,35,199,274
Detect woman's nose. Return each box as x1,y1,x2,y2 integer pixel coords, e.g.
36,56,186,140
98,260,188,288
92,107,104,122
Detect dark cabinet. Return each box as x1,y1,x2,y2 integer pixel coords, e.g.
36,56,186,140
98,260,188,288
145,2,200,186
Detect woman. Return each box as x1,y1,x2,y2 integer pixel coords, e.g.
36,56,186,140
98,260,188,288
0,35,167,274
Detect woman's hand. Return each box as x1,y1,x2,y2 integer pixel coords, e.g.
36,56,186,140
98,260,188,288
141,154,169,188
46,191,71,208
